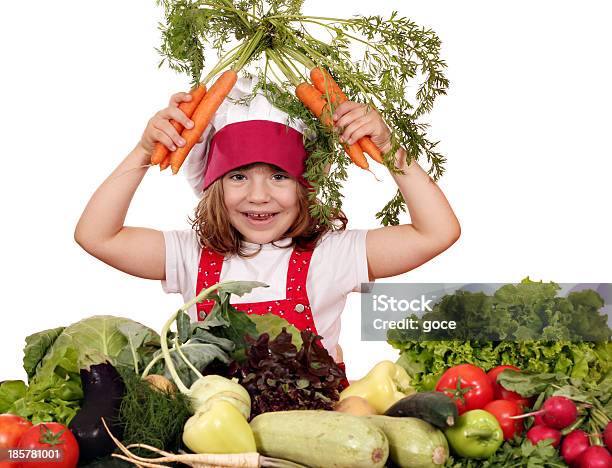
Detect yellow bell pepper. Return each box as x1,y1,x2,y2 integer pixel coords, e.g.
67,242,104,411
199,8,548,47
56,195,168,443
339,360,415,414
182,400,257,454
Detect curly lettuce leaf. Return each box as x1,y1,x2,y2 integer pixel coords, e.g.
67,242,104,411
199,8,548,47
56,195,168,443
0,380,27,413
9,346,83,424
388,280,611,390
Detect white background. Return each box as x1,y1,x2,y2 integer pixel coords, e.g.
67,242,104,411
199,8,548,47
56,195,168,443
1,1,610,382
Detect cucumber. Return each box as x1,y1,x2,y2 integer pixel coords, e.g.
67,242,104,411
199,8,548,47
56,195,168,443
364,415,449,468
384,392,458,429
249,410,389,468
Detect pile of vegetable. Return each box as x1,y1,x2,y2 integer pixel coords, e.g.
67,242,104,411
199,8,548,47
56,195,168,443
439,365,612,467
3,279,609,467
0,277,467,468
150,0,449,226
378,279,612,467
388,278,612,392
0,280,355,467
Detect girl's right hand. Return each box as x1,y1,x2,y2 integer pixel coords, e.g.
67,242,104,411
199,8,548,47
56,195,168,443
138,92,195,157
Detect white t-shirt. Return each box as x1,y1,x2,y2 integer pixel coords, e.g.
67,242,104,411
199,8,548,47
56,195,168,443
162,229,369,359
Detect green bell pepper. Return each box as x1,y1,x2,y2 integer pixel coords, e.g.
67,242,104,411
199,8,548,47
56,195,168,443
444,409,503,459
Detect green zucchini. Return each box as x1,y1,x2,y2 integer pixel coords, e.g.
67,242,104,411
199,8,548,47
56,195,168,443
364,415,449,468
249,410,389,468
384,392,458,429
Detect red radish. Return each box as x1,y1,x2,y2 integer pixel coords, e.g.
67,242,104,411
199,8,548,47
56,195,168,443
534,413,545,426
527,425,562,448
604,421,612,452
562,430,590,467
578,446,612,468
515,396,578,429
541,396,578,429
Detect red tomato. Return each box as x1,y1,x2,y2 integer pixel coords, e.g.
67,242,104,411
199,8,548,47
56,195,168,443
16,423,79,468
435,364,494,414
487,365,532,409
484,399,524,440
0,415,33,468
0,414,33,448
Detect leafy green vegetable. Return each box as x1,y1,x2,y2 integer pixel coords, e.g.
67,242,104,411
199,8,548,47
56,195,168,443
176,309,192,344
22,326,64,379
116,321,161,374
10,345,83,424
9,316,161,425
496,371,567,398
233,329,346,417
147,280,268,392
196,288,259,359
118,367,192,456
159,340,233,389
249,312,303,347
446,438,567,467
389,279,612,391
32,316,161,373
148,283,304,387
0,380,27,413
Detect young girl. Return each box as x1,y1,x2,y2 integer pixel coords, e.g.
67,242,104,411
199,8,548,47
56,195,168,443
74,77,460,369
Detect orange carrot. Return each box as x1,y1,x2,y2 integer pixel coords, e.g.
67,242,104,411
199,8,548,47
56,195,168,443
310,67,383,164
159,155,171,171
151,84,207,167
310,67,345,105
169,70,238,175
296,82,369,169
295,82,327,121
357,136,383,163
343,143,369,169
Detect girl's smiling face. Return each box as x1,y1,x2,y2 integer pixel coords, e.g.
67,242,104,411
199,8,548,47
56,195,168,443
222,163,300,244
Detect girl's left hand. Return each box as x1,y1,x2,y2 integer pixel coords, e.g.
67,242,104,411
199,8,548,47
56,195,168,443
332,102,392,153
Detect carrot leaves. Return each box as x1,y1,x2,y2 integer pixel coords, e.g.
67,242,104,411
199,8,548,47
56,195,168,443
156,0,450,225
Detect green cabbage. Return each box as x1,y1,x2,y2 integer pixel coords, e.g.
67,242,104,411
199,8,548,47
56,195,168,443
5,315,159,425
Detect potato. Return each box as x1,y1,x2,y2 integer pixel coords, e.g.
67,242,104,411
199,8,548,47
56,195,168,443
143,374,176,394
334,396,378,416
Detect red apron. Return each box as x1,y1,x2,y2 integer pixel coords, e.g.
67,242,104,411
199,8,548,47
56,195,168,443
195,246,349,388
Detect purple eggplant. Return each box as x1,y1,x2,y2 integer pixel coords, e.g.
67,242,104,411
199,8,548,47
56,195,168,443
68,362,125,462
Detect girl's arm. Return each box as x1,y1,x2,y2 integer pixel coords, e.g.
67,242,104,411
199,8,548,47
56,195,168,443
332,102,461,280
74,92,195,280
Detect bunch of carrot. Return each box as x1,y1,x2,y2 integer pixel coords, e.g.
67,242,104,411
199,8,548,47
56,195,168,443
150,65,383,175
296,67,384,171
150,70,238,174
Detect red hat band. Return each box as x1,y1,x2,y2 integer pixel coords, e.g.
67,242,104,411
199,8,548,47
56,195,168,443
202,120,308,190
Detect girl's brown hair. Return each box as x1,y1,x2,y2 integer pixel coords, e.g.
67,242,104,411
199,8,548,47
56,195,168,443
190,166,347,257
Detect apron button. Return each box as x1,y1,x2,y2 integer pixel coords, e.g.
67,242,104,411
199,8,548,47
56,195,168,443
199,311,207,320
294,303,305,313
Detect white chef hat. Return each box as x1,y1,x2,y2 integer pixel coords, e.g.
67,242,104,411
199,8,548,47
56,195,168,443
182,76,310,197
